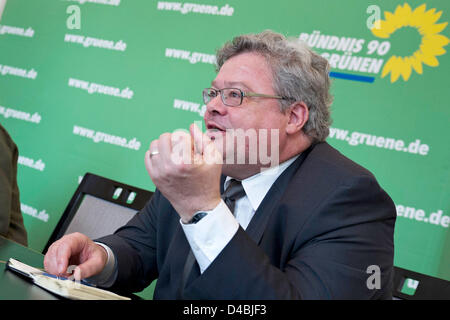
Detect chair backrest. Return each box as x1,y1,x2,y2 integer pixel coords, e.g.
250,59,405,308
393,266,450,300
43,173,153,253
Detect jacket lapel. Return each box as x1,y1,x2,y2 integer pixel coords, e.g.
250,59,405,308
244,145,314,245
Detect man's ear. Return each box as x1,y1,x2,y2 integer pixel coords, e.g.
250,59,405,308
286,101,309,135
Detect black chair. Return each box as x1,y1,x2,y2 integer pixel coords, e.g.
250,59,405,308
43,173,153,254
393,266,450,300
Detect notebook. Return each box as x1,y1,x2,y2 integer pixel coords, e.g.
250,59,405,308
6,258,130,300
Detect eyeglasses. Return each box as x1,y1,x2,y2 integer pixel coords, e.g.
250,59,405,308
202,87,295,107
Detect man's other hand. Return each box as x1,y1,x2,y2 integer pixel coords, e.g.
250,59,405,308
145,123,223,223
43,232,108,281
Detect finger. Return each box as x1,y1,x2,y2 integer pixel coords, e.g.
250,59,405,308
55,239,77,275
146,140,159,173
73,266,82,281
145,150,153,176
190,122,207,155
149,139,159,154
44,242,62,275
190,123,220,164
171,130,193,165
158,133,172,160
73,247,106,280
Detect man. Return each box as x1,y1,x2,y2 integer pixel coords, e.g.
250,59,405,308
44,30,396,299
0,123,28,246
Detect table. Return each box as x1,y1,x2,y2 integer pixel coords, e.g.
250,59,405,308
0,236,58,300
0,236,146,300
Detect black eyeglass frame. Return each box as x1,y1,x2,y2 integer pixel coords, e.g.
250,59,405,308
202,87,295,107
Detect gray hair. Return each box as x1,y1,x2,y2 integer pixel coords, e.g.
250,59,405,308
216,30,333,143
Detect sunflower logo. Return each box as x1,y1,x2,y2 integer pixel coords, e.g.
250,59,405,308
371,3,449,83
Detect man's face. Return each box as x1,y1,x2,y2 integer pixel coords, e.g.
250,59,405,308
204,52,289,176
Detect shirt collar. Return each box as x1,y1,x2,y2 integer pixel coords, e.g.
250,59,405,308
224,155,299,211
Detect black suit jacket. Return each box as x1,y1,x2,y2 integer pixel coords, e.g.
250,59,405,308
97,142,396,299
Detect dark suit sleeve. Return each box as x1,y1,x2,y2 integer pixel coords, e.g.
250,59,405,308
184,174,396,299
95,189,161,293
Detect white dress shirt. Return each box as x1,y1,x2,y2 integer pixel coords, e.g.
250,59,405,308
181,155,298,273
93,155,298,285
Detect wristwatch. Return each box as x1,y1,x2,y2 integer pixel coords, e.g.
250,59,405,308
187,211,208,224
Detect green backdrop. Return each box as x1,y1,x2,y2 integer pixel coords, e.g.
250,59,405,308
0,0,448,297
